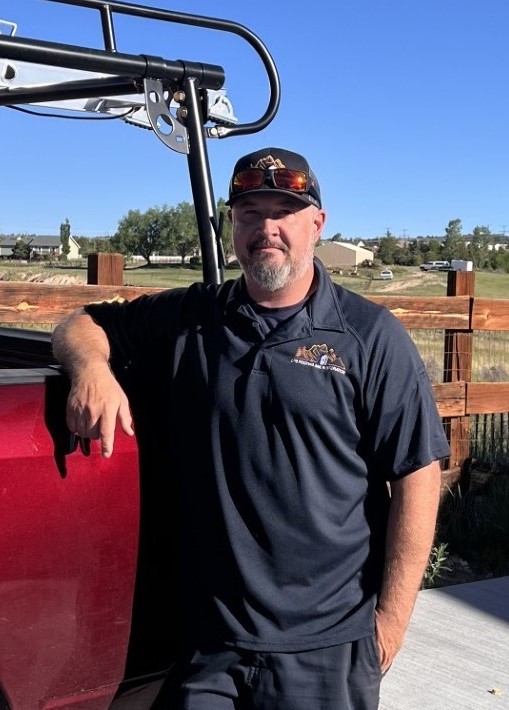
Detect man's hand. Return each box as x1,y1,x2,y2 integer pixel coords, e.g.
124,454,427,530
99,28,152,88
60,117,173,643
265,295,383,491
375,607,406,674
52,309,135,458
375,462,442,675
66,362,134,458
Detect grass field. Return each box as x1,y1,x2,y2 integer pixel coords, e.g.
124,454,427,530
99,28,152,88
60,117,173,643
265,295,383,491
2,261,509,297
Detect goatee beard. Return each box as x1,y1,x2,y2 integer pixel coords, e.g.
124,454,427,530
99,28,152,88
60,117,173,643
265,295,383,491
244,259,293,292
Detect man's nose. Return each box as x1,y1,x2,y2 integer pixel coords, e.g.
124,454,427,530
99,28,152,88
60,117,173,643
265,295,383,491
261,217,279,234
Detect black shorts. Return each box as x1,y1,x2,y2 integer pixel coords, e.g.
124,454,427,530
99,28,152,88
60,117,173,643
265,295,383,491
155,636,381,710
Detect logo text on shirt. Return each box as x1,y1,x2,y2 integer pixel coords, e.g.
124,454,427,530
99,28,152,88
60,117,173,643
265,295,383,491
291,344,346,374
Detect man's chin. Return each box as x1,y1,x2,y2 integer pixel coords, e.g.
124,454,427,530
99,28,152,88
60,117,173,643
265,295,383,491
245,261,292,292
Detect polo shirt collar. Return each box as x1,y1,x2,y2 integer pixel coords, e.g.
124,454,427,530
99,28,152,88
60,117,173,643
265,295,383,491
308,258,346,332
224,258,346,334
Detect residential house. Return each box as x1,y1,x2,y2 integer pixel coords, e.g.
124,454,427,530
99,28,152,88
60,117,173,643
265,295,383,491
0,235,81,260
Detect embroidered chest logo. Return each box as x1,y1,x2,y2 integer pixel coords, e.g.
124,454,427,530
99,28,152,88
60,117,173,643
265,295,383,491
291,344,347,374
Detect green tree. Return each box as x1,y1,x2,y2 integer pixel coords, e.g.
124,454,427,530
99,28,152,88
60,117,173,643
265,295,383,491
111,207,170,265
377,230,398,264
161,201,199,265
442,219,466,262
493,250,509,273
60,218,71,260
417,239,440,260
468,225,491,269
10,237,32,261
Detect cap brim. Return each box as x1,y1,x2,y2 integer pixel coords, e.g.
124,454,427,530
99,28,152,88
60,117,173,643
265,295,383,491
226,187,319,208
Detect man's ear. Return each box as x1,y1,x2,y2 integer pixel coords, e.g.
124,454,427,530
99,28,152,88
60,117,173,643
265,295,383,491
312,208,326,242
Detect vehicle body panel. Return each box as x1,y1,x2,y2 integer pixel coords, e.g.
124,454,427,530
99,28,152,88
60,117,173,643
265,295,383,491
0,370,141,709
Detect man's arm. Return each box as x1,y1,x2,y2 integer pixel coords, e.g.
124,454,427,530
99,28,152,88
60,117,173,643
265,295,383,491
52,309,134,458
375,460,442,672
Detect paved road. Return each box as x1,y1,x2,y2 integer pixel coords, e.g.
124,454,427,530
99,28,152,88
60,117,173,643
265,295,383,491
380,576,509,710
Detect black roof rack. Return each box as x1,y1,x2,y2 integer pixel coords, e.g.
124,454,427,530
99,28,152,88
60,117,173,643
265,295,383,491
0,0,281,284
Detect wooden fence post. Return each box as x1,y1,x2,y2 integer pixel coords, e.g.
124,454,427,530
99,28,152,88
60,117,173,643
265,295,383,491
443,271,475,473
87,253,125,286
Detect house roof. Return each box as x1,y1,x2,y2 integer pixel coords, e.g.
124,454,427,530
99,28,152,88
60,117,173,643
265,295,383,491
316,241,374,257
0,235,78,247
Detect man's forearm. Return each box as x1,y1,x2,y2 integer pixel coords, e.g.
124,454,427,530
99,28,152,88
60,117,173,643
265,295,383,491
52,308,133,457
52,309,111,375
376,461,442,670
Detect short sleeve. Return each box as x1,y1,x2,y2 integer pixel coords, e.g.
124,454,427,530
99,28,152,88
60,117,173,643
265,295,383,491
84,288,186,373
361,310,450,479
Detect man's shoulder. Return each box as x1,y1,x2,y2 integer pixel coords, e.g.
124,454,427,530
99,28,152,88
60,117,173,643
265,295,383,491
152,278,241,326
331,282,398,336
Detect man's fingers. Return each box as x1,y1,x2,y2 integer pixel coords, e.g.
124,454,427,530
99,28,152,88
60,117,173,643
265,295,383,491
65,376,133,457
118,399,135,437
98,408,118,458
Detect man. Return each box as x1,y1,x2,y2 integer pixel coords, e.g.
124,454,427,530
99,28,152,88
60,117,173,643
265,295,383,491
52,147,450,709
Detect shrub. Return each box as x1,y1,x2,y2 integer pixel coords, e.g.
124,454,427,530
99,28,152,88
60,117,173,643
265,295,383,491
437,476,509,577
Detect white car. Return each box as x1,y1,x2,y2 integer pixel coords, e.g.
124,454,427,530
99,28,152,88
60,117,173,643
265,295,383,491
379,269,393,280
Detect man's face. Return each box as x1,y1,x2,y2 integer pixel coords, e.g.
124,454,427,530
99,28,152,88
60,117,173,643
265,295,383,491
230,193,325,294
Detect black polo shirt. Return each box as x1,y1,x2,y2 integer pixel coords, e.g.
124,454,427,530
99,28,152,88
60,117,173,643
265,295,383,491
85,259,449,652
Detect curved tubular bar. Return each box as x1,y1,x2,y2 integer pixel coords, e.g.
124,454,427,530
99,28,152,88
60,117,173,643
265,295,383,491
42,0,280,137
0,35,225,98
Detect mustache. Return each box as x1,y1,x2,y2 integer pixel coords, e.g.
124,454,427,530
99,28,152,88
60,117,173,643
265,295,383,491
248,238,288,253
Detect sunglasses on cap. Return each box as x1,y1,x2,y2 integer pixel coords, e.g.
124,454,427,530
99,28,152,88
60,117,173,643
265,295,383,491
231,167,309,195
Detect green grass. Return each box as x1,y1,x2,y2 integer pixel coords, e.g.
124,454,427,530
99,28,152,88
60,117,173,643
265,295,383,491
329,266,509,298
2,262,509,297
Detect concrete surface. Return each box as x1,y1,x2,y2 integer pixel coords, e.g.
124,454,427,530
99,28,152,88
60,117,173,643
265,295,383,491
379,576,509,710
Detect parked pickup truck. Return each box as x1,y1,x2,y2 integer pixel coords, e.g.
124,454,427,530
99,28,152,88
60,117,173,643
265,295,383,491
419,260,451,271
0,328,179,709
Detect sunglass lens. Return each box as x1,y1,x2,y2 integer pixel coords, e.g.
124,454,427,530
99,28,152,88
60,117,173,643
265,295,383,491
273,169,307,191
233,169,264,191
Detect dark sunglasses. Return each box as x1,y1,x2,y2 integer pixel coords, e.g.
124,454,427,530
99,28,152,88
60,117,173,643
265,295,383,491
231,167,309,195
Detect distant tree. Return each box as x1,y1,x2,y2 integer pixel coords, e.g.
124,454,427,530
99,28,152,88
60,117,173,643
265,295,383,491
331,233,342,242
160,202,199,264
442,219,466,262
377,231,398,264
393,243,421,266
111,207,171,265
418,238,441,261
468,225,491,268
492,250,509,273
10,237,32,261
60,218,71,260
407,239,424,266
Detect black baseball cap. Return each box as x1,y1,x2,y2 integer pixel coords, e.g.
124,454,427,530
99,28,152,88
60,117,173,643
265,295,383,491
226,147,322,208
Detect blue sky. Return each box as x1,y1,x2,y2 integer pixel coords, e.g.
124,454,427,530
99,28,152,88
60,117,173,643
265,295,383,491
1,0,508,240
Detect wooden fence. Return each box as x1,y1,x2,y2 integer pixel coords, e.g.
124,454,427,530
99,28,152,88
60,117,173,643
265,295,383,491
1,257,508,488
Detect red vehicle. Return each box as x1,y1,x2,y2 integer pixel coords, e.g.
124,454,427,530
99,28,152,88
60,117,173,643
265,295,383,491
0,1,279,707
0,332,181,708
